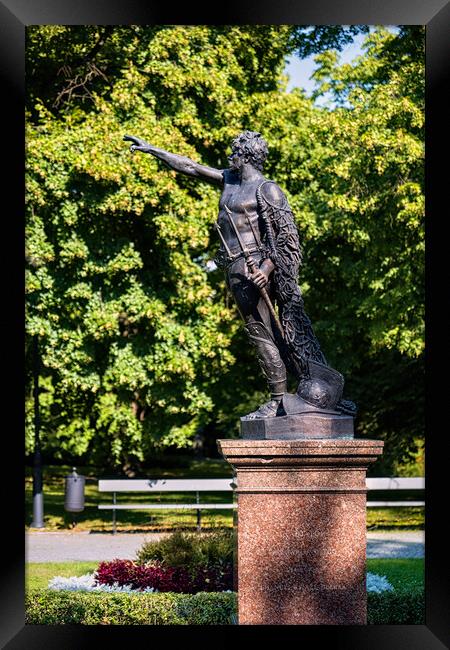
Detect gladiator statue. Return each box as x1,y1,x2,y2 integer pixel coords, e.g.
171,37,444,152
124,130,356,420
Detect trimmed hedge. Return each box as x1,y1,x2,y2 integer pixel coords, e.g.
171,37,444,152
25,589,237,625
26,588,424,625
367,590,424,624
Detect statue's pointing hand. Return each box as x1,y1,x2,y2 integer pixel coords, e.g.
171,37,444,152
123,134,150,154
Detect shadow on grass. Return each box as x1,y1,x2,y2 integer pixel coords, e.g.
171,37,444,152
366,506,424,531
87,525,232,534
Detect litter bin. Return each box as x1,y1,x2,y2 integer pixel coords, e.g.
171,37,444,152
64,467,85,513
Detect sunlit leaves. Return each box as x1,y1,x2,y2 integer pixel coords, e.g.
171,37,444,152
25,25,424,469
25,25,292,466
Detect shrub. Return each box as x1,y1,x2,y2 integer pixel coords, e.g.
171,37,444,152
95,559,195,593
136,529,234,570
95,558,233,593
368,589,424,624
25,589,237,625
190,564,233,593
133,529,234,591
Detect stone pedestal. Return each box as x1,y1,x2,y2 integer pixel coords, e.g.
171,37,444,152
241,412,354,439
217,438,384,625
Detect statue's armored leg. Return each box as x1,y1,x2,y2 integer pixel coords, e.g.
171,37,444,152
242,320,287,419
226,254,287,418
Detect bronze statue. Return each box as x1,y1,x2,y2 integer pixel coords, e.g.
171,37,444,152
124,131,355,421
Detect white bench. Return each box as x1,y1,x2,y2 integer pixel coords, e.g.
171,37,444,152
98,476,425,533
98,478,236,533
366,477,425,507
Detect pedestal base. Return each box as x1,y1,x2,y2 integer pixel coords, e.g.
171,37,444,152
240,412,354,439
217,438,383,625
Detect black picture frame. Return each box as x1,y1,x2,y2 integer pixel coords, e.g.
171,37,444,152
2,0,448,646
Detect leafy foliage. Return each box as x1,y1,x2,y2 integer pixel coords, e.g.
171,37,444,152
26,26,424,470
135,528,234,569
25,588,237,624
95,556,233,593
303,27,425,470
26,26,291,466
367,590,424,624
289,25,370,58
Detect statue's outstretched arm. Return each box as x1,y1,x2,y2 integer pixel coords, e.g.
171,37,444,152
123,135,223,186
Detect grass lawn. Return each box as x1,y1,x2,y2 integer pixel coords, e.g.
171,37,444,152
27,561,99,591
26,460,424,532
366,558,424,592
366,506,424,531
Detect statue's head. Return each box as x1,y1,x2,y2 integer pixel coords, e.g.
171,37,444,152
228,130,268,172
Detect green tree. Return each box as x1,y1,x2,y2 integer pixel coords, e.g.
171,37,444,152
25,25,293,469
289,25,370,58
26,25,424,473
300,26,425,471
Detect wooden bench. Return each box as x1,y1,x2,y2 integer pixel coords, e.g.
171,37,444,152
98,478,236,533
98,476,425,533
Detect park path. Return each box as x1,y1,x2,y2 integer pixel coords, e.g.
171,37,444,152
25,530,424,563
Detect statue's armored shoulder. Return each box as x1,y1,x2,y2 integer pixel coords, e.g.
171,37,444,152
258,180,288,209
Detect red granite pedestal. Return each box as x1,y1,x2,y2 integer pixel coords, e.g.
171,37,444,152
217,438,384,625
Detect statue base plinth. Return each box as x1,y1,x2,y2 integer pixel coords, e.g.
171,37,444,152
240,412,354,440
217,438,383,625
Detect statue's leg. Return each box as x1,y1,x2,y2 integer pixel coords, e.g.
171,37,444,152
226,259,287,418
242,318,287,419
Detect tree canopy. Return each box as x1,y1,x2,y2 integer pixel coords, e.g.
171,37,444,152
25,25,424,473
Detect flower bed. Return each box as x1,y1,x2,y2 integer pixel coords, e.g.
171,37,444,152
94,558,233,593
48,567,390,596
48,572,156,593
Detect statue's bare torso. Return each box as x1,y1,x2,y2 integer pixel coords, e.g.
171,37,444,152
218,170,264,250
